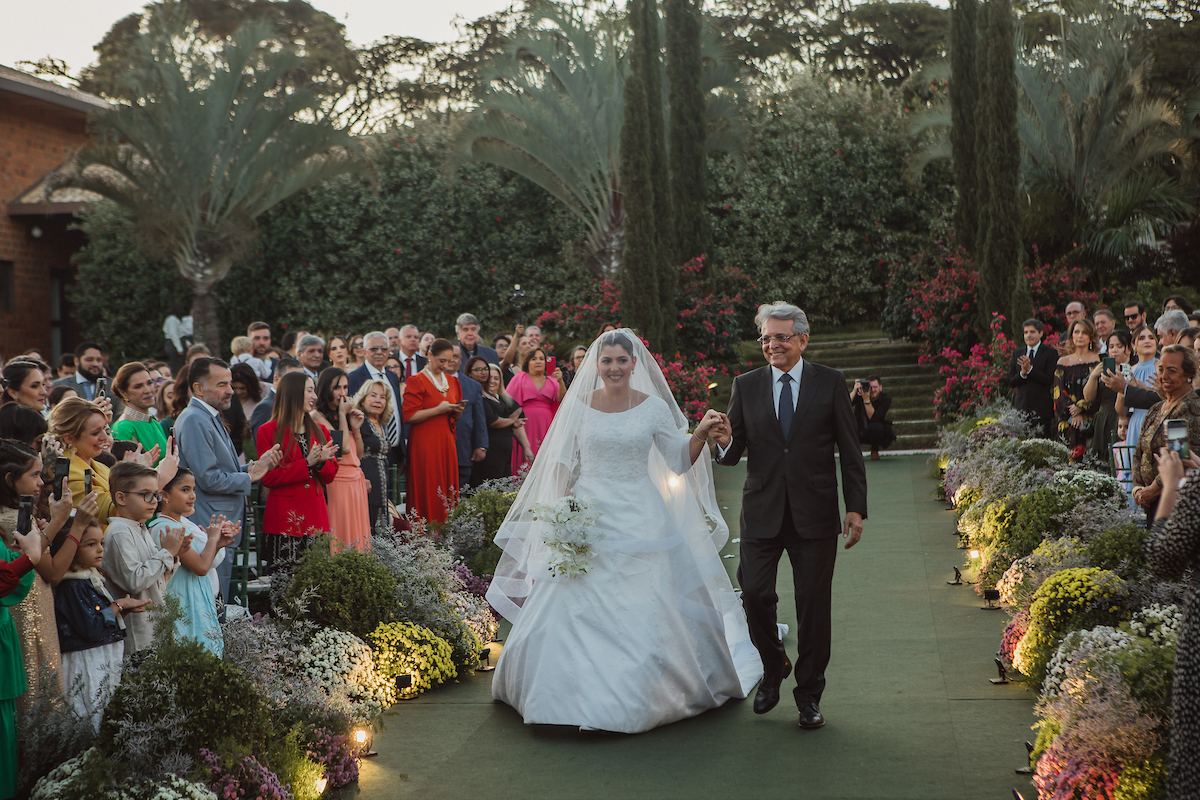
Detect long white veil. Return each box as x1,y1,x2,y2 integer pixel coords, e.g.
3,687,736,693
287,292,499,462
486,329,733,625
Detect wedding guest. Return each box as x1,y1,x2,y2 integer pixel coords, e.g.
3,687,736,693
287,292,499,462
453,352,489,489
402,339,463,523
313,368,371,551
230,336,252,363
1007,319,1057,437
297,335,327,379
153,381,174,431
347,332,403,458
1132,345,1200,518
396,325,426,383
1179,327,1200,349
597,321,618,337
149,468,234,655
385,327,402,356
1093,310,1116,354
385,355,403,384
562,346,588,390
249,357,303,441
52,398,118,524
0,404,47,449
255,372,338,572
112,362,169,463
243,321,278,381
1164,295,1193,316
103,462,188,655
1145,446,1200,799
185,343,212,365
162,303,193,373
346,334,366,370
454,313,500,379
1124,301,1148,331
492,334,512,362
1054,318,1101,458
418,331,436,357
56,354,76,380
353,379,398,529
54,515,143,731
2,359,49,411
1,524,42,797
1114,325,1161,449
281,330,306,358
47,385,78,412
326,335,352,371
229,363,263,424
474,363,531,483
498,323,534,385
1083,330,1132,460
507,347,563,473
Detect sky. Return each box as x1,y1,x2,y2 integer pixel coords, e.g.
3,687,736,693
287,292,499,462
0,0,515,78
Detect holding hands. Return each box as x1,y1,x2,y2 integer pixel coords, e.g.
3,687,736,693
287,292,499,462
695,410,732,447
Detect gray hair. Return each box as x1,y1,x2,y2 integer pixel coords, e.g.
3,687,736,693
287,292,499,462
297,334,324,350
1155,309,1189,334
456,313,479,328
526,325,542,336
754,302,810,336
400,324,419,335
363,330,388,347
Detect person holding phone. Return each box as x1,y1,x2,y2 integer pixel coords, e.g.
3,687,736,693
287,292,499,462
402,339,464,524
506,346,564,474
313,368,371,551
1083,330,1133,460
1132,344,1200,518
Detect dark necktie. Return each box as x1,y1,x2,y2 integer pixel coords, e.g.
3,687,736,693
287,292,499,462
405,357,414,380
778,374,794,439
1028,347,1034,359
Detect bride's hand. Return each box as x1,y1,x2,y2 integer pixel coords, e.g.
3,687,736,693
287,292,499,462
695,409,723,440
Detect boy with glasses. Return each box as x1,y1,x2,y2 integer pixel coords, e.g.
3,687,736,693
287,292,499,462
102,463,188,655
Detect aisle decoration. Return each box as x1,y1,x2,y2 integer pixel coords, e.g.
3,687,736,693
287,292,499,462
937,401,1182,798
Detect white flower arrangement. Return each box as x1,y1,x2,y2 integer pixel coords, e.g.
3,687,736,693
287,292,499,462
298,628,395,720
31,749,217,800
1052,468,1127,506
1127,603,1182,648
1042,626,1136,698
532,496,603,578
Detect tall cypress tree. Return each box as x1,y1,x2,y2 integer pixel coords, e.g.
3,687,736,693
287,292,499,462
620,0,664,348
949,0,979,255
972,0,995,339
976,0,1025,338
644,0,677,356
665,0,712,275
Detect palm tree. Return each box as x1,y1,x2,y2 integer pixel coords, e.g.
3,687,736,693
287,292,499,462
60,11,366,347
909,10,1196,264
445,4,742,279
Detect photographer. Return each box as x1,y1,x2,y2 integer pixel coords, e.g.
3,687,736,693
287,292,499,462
849,377,896,460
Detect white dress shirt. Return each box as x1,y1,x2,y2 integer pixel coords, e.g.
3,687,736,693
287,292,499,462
716,357,804,458
399,352,420,381
1020,343,1040,378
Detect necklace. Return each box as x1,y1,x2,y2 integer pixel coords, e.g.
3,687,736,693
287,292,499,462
121,406,157,422
423,367,449,395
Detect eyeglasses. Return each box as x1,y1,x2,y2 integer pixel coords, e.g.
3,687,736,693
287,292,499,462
757,334,801,346
1125,314,1141,321
469,366,489,374
128,490,162,503
366,346,388,353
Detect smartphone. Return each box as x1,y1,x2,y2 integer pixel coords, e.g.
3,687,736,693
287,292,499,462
1165,418,1189,459
330,429,344,457
1119,363,1133,381
53,457,71,500
16,495,35,535
96,377,108,397
546,356,556,375
84,468,93,497
1102,357,1116,376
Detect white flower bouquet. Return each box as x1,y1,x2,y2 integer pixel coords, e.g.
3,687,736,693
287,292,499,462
532,496,603,578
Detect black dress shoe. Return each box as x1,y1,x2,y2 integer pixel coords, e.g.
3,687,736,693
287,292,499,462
753,657,792,715
798,702,825,729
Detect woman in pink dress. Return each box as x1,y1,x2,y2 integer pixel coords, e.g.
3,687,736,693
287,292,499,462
313,368,372,551
507,347,564,473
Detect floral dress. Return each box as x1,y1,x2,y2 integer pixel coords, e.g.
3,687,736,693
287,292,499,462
1054,361,1099,457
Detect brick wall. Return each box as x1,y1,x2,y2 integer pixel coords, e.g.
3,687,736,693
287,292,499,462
0,91,91,360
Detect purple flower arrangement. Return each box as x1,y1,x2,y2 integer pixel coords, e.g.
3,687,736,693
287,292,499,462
306,727,359,789
199,748,291,800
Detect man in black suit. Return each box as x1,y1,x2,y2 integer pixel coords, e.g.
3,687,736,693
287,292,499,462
53,341,122,413
396,324,427,382
712,302,867,730
347,331,404,462
1008,319,1057,437
454,313,499,379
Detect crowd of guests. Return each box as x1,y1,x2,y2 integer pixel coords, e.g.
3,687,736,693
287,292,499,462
1006,296,1200,516
0,312,620,797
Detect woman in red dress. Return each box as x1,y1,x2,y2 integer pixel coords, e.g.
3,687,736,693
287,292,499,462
255,371,339,573
401,339,463,524
508,347,565,474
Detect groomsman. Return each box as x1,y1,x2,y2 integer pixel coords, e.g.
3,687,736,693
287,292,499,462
712,301,867,731
1007,319,1056,437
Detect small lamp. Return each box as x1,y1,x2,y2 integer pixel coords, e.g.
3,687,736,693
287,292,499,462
353,726,377,757
981,589,1001,610
1015,741,1035,775
947,566,963,585
990,656,1010,684
477,646,495,673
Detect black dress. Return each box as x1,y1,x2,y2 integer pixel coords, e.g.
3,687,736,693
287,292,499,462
473,395,523,483
1088,379,1119,462
360,420,390,528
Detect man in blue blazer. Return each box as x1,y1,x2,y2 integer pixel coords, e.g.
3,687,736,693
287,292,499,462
347,331,404,462
450,344,489,488
174,357,281,602
454,313,499,379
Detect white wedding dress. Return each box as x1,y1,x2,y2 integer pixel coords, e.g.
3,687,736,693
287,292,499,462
489,395,763,733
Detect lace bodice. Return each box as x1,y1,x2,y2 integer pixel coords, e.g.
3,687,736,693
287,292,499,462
575,396,687,483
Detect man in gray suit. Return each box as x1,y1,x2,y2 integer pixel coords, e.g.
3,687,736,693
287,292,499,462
712,302,867,730
174,357,281,602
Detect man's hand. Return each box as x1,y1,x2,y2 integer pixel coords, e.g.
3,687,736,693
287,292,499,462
1102,370,1128,393
1017,354,1031,375
471,447,487,462
249,445,282,481
712,412,732,448
842,512,863,549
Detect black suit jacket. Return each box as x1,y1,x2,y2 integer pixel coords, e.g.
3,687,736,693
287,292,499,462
716,362,867,539
1124,384,1160,410
1007,345,1056,421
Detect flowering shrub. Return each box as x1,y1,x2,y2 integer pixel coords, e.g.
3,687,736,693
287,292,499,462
1052,469,1128,507
369,622,457,699
284,539,399,641
199,749,291,800
998,538,1090,609
933,313,1017,419
305,727,359,789
31,748,218,800
998,609,1029,666
656,356,719,423
1015,567,1128,681
299,628,396,721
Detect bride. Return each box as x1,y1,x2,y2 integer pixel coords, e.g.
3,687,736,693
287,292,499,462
486,330,762,733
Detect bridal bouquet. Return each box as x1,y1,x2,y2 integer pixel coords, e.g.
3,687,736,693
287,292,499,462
531,496,603,578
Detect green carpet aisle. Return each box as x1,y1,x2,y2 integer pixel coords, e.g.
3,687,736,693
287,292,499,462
355,456,1037,799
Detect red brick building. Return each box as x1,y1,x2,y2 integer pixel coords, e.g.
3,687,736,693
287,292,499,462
1,64,107,362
